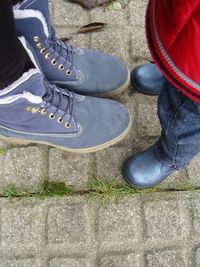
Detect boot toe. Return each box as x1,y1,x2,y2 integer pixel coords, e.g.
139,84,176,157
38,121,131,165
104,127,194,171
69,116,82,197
122,146,173,188
131,64,165,96
73,49,129,95
72,95,132,149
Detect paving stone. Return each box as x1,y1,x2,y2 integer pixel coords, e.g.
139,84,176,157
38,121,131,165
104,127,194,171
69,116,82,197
52,0,90,26
130,27,150,60
187,155,200,186
47,203,89,246
99,253,141,267
195,247,200,266
129,0,148,26
0,258,39,267
160,170,189,189
56,27,90,48
49,148,91,188
143,199,182,241
95,143,135,183
97,200,142,249
0,146,48,191
1,204,46,246
191,199,200,236
49,258,88,267
131,94,161,137
89,5,128,26
90,30,130,61
146,249,185,267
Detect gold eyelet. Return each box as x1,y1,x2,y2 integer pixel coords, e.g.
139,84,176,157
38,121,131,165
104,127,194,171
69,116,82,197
57,117,64,124
36,43,42,49
39,109,47,116
58,64,64,71
45,53,51,60
49,113,55,120
26,106,32,112
31,108,40,114
33,36,40,42
66,69,72,76
51,59,57,66
40,48,46,54
65,122,71,128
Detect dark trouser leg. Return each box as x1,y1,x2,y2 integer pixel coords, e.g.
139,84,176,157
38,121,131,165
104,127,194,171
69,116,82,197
155,81,200,170
0,0,33,89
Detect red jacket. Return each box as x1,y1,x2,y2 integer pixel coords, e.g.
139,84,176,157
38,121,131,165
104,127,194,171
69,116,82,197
146,0,200,102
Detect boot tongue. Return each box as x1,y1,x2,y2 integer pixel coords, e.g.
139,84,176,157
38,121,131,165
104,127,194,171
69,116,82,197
19,0,52,37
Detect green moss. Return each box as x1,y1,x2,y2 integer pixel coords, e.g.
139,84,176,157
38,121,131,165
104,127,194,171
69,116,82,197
41,180,74,197
3,184,18,198
0,148,6,156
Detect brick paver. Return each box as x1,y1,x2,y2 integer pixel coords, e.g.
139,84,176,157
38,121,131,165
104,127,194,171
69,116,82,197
0,192,199,266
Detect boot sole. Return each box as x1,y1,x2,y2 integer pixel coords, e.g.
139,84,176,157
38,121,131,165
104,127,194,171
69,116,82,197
0,113,132,154
93,69,130,98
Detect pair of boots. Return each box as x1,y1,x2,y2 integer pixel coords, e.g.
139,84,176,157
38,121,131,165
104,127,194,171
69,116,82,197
1,0,131,153
2,0,179,189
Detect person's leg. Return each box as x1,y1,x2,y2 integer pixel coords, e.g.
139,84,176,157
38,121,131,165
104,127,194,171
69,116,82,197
0,0,33,89
156,82,200,170
123,81,200,188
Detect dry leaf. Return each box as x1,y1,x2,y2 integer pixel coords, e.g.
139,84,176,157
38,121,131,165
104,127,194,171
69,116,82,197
78,22,106,33
112,1,122,10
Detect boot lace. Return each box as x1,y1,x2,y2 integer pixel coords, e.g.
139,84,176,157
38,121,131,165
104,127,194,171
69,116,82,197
42,80,75,126
46,27,75,70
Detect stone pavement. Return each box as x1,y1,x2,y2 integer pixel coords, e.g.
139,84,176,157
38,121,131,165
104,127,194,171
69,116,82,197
1,0,200,266
1,192,200,267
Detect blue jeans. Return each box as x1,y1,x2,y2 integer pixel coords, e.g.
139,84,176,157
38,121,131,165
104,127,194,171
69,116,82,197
155,81,200,170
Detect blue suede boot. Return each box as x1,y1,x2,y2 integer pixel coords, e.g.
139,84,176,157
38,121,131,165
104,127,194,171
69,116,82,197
0,38,131,153
122,145,174,188
131,63,166,95
14,0,130,97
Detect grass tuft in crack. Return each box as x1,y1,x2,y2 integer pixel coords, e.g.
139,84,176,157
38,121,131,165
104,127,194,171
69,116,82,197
87,177,159,203
2,180,75,199
2,177,200,201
